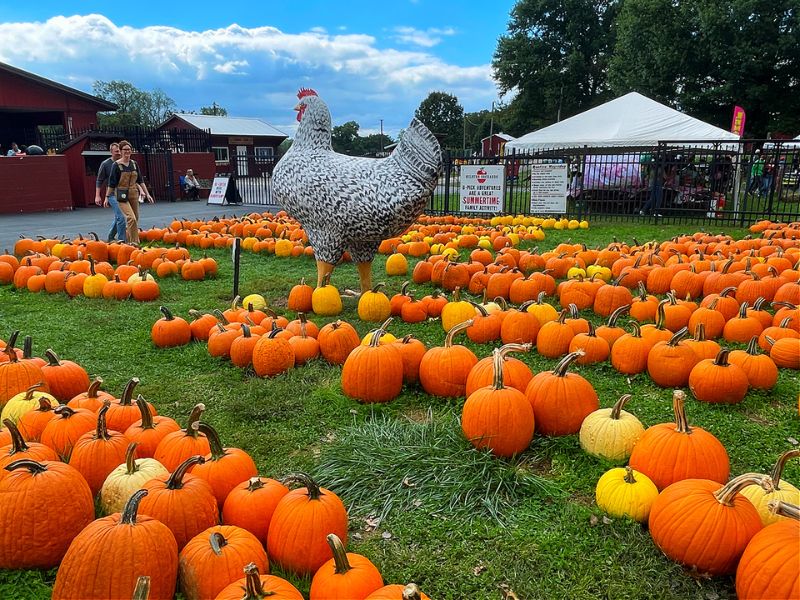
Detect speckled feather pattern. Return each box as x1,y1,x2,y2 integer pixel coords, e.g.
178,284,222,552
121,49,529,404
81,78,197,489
273,94,442,264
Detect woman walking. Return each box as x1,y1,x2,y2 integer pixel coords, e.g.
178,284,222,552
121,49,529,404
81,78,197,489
107,140,153,244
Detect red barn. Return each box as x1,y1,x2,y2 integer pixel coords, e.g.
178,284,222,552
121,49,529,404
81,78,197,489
0,61,116,213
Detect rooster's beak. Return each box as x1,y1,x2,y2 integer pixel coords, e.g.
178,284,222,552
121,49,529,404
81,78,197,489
293,104,301,111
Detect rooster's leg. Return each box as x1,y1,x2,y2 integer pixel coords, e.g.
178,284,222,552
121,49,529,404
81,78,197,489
356,261,373,293
316,260,335,288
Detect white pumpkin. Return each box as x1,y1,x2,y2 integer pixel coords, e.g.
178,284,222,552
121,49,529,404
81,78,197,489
579,394,645,462
99,442,168,515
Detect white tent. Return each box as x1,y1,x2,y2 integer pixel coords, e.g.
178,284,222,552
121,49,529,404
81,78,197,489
764,136,800,150
505,92,740,152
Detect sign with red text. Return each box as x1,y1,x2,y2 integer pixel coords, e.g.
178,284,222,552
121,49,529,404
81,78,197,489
459,165,505,213
207,177,229,205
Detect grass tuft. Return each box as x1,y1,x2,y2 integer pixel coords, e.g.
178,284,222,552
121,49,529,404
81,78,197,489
314,408,562,524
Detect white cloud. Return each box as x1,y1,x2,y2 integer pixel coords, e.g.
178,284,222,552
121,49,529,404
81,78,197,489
392,26,456,48
0,14,497,135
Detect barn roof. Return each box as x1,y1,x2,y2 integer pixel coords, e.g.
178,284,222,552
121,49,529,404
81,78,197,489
0,61,117,111
165,114,287,138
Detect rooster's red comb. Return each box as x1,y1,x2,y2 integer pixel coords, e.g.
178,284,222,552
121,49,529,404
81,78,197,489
297,88,318,100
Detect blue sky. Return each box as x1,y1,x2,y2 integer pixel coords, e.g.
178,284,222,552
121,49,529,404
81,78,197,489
0,1,518,137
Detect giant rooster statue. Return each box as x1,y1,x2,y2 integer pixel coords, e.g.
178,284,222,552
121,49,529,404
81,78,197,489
273,88,442,292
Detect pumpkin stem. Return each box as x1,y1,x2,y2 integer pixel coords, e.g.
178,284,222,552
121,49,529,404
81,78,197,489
609,394,633,420
744,336,760,356
444,319,474,348
124,442,139,475
768,500,800,521
713,348,732,366
159,305,175,321
87,377,103,399
623,466,637,484
22,335,34,360
769,449,800,491
53,404,76,419
552,351,584,377
119,377,140,407
212,309,230,326
779,316,794,328
712,473,773,507
22,382,45,400
166,455,206,490
210,531,228,556
326,533,352,575
183,403,206,437
719,286,737,298
94,403,112,441
490,348,506,390
281,471,323,500
231,295,241,311
654,300,668,330
121,489,149,525
666,327,689,346
2,419,29,454
135,395,155,430
498,343,532,360
737,301,749,319
671,390,692,434
470,301,489,317
692,322,707,342
607,304,630,327
44,348,62,366
241,323,252,338
402,584,423,600
132,576,150,600
197,422,227,461
400,281,410,296
242,562,267,598
246,476,265,492
568,303,580,320
4,458,47,474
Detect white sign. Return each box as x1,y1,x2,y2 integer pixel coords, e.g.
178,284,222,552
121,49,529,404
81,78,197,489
459,165,505,213
530,163,568,213
207,177,230,205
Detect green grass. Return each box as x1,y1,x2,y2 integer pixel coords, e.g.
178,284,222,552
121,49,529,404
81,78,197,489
0,222,797,599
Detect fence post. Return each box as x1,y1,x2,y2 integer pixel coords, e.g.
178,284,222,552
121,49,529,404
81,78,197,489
442,150,451,214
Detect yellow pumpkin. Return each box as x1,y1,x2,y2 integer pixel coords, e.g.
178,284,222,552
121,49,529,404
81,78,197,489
578,394,645,462
127,267,155,284
360,318,397,346
357,284,392,322
595,466,658,523
586,265,612,282
311,276,343,316
567,266,586,280
580,220,590,229
385,252,409,276
99,442,169,515
83,257,108,298
0,383,56,425
242,293,267,311
441,288,477,332
739,449,800,525
526,292,559,327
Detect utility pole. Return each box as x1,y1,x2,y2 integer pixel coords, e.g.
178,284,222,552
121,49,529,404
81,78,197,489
380,119,384,154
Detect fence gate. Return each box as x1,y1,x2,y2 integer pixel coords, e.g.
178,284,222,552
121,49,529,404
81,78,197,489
217,153,277,206
138,149,174,203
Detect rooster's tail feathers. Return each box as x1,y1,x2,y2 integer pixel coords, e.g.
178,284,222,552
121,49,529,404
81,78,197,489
392,117,442,180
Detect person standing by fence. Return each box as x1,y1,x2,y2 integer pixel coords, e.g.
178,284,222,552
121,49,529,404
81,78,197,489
747,149,764,196
107,140,153,244
95,142,126,242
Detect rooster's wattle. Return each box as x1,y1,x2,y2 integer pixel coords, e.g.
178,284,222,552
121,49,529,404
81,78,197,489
272,88,442,292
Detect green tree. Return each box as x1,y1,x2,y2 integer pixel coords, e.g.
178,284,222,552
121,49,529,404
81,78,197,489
462,106,510,154
200,102,228,116
332,121,362,155
92,81,176,128
493,0,619,136
414,91,464,150
609,0,800,137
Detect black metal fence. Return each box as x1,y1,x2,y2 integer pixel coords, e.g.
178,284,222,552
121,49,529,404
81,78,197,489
429,139,800,226
215,152,278,205
33,124,212,154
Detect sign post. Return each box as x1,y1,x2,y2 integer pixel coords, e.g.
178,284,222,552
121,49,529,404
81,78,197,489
459,165,505,213
529,163,568,213
207,176,230,206
231,237,241,300
730,106,746,218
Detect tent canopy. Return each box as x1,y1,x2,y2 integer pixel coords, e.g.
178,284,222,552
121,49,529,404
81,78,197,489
505,92,740,152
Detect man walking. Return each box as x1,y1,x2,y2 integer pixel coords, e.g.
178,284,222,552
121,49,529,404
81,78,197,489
95,142,126,242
